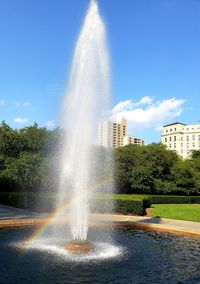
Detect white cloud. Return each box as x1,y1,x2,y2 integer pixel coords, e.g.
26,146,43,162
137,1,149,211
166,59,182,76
112,100,134,114
15,101,31,107
44,120,56,129
112,96,153,114
23,102,31,107
0,100,5,106
135,96,153,106
14,117,29,123
111,97,186,132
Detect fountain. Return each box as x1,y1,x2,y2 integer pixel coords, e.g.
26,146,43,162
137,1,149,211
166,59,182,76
1,1,200,283
57,0,111,253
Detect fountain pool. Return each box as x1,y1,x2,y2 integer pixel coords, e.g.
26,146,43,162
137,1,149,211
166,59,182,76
1,227,200,284
1,2,200,284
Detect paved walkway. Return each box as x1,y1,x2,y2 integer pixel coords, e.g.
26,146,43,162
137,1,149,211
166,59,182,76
0,204,45,220
92,214,200,237
1,204,200,237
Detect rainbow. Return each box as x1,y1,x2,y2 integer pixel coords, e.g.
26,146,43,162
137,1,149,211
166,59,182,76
24,178,112,250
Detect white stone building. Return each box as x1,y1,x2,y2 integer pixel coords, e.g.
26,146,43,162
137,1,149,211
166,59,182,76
161,122,200,159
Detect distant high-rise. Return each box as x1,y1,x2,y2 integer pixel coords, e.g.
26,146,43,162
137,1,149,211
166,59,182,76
98,117,144,148
161,122,200,159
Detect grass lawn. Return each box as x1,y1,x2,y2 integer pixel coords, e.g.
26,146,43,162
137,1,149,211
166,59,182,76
152,204,200,222
95,194,152,200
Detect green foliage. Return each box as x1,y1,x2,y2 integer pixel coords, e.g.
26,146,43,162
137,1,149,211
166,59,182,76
0,192,56,212
1,191,200,215
131,165,155,194
191,150,200,160
143,195,200,208
114,143,200,195
171,160,200,194
1,122,200,197
91,197,145,215
0,121,60,193
0,121,24,157
0,192,145,215
95,193,200,215
114,145,138,193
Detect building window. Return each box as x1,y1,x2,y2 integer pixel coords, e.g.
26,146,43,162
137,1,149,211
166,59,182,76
170,129,172,132
166,129,168,133
169,137,172,141
192,135,195,140
174,128,177,131
174,143,176,148
186,136,189,142
165,138,167,142
181,143,183,147
198,135,200,141
187,128,189,131
187,143,189,148
192,143,195,147
174,136,176,141
169,144,171,148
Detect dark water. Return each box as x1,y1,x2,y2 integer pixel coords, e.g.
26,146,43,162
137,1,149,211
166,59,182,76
0,227,200,284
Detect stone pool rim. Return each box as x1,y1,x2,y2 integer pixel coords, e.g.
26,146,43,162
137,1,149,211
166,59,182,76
1,214,200,239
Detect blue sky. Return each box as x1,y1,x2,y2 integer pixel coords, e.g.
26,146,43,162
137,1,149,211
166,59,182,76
0,0,200,143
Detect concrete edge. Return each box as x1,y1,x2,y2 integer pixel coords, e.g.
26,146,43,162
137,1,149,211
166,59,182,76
1,217,200,238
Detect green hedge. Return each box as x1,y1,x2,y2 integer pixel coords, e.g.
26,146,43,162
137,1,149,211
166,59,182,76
1,192,200,216
143,195,200,208
0,192,145,215
0,192,27,208
0,192,55,212
91,198,145,215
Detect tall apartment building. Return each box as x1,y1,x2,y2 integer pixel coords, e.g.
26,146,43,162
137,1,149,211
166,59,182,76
161,122,200,159
98,117,144,148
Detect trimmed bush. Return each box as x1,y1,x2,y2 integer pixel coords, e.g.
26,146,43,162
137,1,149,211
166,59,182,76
0,192,27,208
143,195,200,208
91,198,145,215
1,192,200,216
0,192,145,215
0,192,55,212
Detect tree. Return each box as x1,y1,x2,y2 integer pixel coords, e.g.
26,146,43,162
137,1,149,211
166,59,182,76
0,153,47,192
191,150,200,160
0,121,23,157
171,160,198,194
114,145,143,193
131,165,155,193
19,123,50,155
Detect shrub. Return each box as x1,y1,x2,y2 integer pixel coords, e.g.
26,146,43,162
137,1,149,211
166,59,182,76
0,192,55,212
2,192,200,216
143,195,200,208
91,197,145,215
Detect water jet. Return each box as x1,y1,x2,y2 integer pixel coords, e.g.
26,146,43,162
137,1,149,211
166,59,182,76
57,0,112,251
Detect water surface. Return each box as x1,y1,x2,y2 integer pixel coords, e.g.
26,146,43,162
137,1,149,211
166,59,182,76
0,227,200,284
